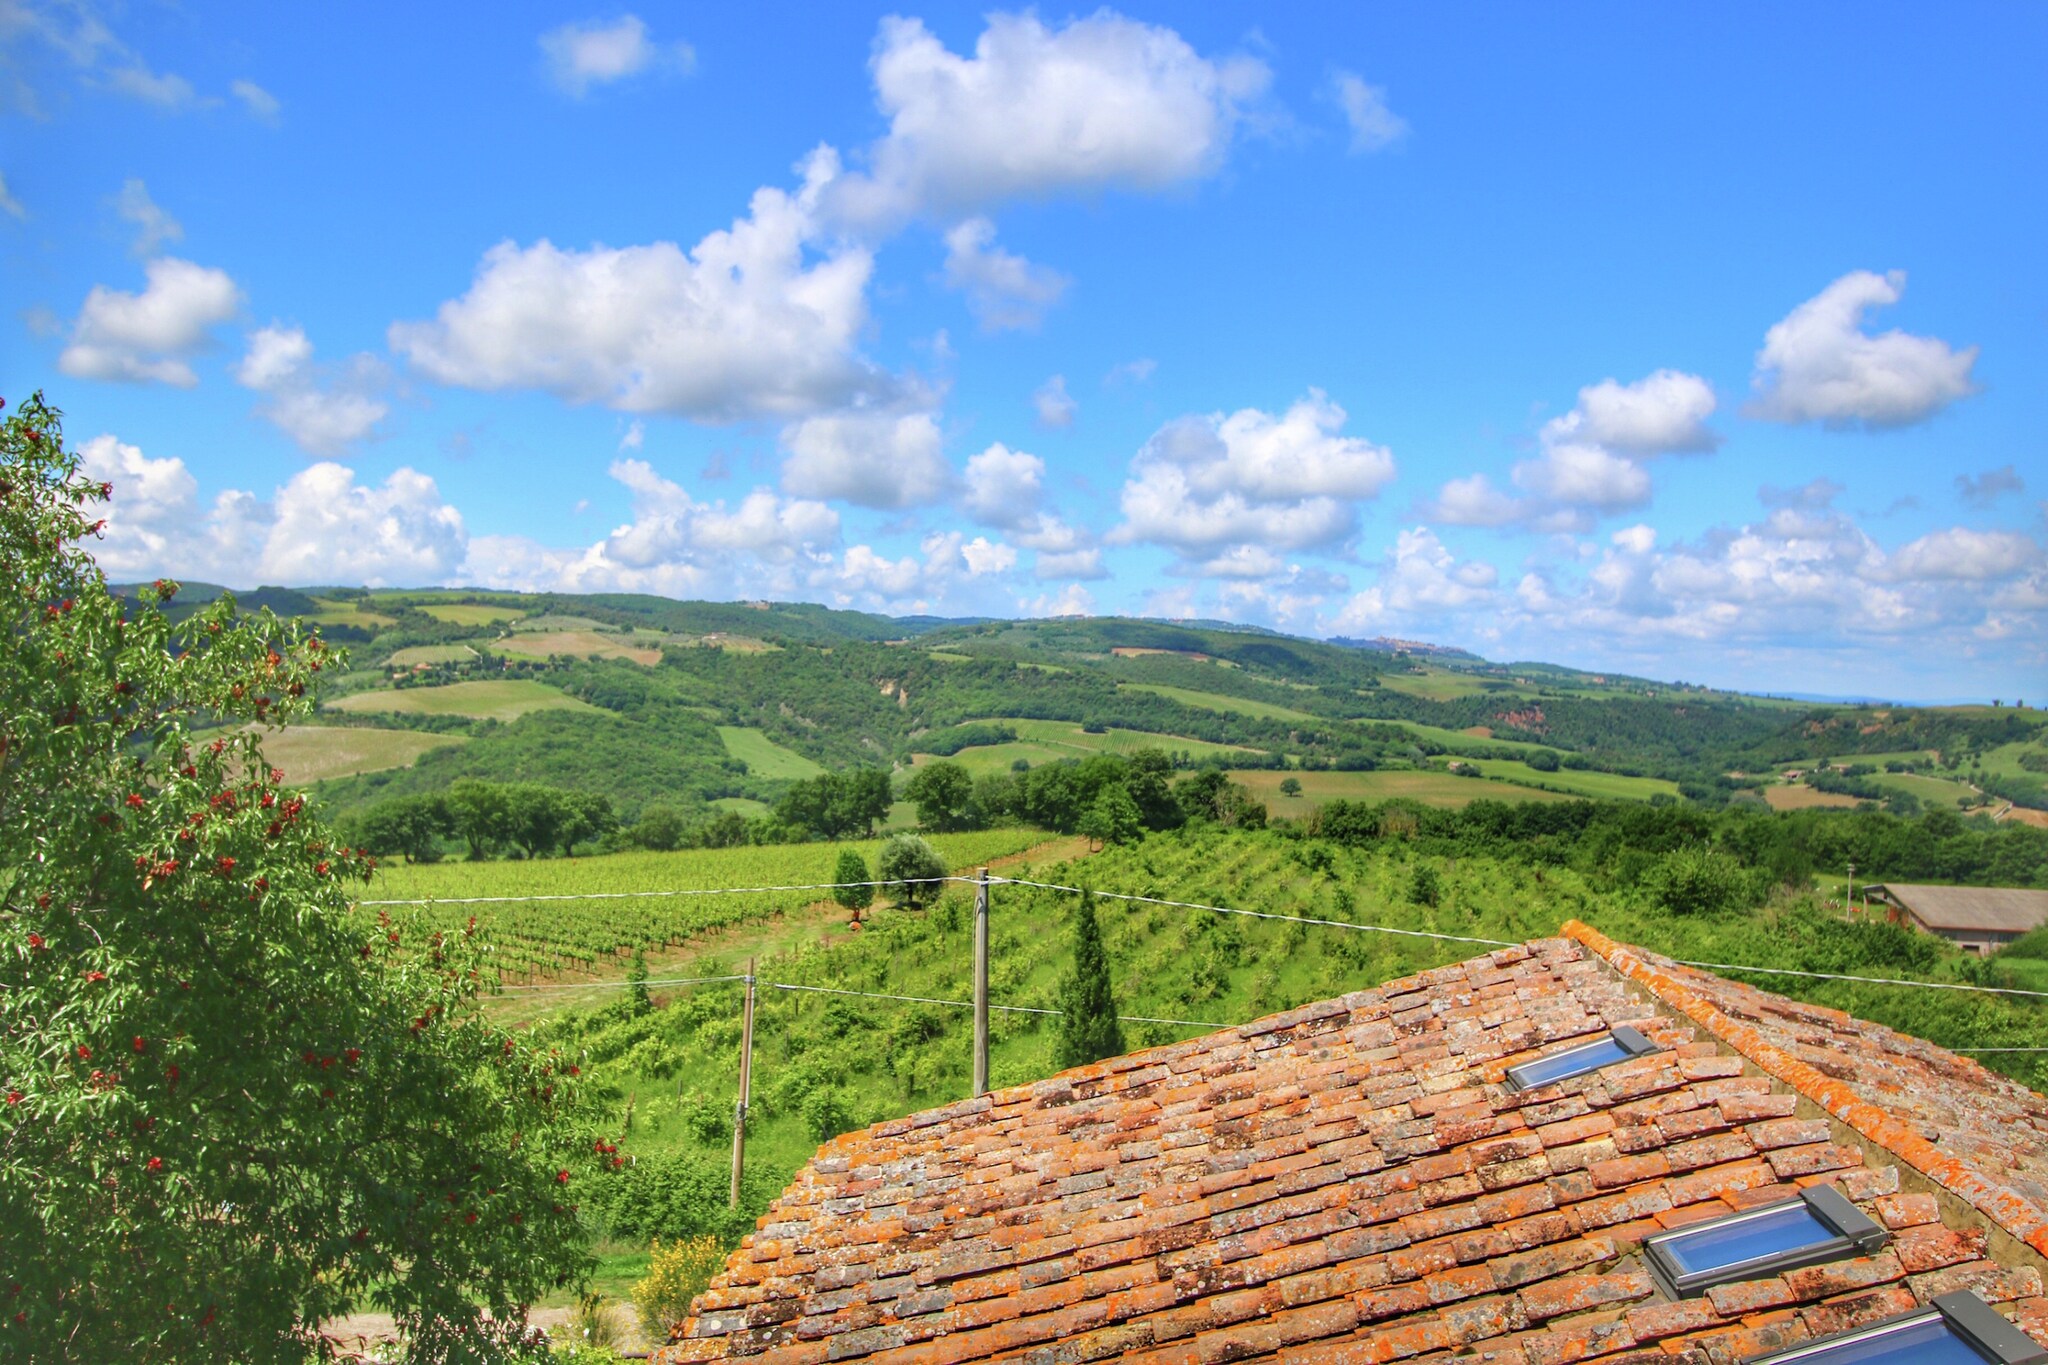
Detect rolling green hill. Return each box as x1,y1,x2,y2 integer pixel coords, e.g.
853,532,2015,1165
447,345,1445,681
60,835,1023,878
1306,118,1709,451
198,587,2048,834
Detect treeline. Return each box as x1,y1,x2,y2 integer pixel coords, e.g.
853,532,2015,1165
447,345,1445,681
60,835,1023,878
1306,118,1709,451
341,780,615,861
901,754,1266,842
1286,797,2048,892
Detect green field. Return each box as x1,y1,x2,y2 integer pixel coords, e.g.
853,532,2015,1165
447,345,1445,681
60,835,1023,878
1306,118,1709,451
385,644,479,667
1375,668,1519,701
1375,716,1563,757
1868,771,1978,807
919,720,1257,775
1118,682,1318,722
250,725,466,783
417,603,523,626
327,679,598,722
710,796,770,817
716,726,825,779
304,597,398,628
1231,767,1576,811
1463,757,1682,803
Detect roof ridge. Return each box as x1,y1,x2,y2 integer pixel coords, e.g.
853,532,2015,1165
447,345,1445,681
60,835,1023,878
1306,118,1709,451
1560,917,2048,1258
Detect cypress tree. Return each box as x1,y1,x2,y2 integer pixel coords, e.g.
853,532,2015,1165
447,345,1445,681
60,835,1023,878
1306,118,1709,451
832,848,874,912
1055,892,1126,1068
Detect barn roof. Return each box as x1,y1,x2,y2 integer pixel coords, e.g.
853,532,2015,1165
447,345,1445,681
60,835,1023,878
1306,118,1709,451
653,922,2048,1365
1869,883,2048,936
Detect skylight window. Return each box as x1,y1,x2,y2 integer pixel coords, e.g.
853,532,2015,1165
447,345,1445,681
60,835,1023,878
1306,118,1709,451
1645,1184,1888,1298
1742,1290,2048,1364
1503,1024,1659,1091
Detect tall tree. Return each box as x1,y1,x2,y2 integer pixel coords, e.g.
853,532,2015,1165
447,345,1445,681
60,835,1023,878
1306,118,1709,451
903,760,977,832
1054,892,1126,1069
0,394,596,1362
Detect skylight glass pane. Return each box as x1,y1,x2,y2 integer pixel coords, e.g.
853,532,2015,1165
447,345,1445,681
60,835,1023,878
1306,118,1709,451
1508,1035,1632,1087
1762,1314,1990,1363
1660,1201,1838,1280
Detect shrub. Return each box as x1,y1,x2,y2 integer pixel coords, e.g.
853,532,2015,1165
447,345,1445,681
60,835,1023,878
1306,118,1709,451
878,833,948,906
1408,864,1442,907
634,1235,729,1343
1647,844,1750,915
832,847,874,912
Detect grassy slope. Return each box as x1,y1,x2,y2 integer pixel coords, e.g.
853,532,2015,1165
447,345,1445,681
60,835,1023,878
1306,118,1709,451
1118,683,1319,723
417,603,523,625
1231,768,1575,810
715,726,826,779
1464,758,1682,803
252,725,467,783
327,679,598,722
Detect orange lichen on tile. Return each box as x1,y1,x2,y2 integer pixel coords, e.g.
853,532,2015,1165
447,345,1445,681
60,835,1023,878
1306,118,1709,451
1560,919,2048,1259
651,933,2048,1364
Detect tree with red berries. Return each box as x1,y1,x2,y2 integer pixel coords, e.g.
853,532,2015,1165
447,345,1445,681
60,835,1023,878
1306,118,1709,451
0,393,599,1361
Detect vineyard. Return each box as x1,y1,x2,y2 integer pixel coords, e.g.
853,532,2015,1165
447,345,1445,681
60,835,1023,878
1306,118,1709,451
532,824,2048,1258
355,829,1049,979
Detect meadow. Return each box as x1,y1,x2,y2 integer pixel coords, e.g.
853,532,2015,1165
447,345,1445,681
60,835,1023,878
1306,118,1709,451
497,630,665,665
384,643,479,667
1230,767,1575,810
1764,784,1863,810
1117,682,1319,723
716,725,825,779
327,678,598,722
251,724,466,783
416,602,525,626
1463,757,1682,803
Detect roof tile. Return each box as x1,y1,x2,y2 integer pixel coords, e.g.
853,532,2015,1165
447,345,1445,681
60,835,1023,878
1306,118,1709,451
652,933,2048,1365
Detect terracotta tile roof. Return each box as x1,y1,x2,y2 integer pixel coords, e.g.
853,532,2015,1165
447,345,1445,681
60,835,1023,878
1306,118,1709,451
653,929,2048,1365
1866,883,2048,935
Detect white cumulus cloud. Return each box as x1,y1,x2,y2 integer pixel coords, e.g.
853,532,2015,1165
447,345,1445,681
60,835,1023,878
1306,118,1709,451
1332,72,1406,152
941,217,1068,331
1329,527,1498,633
76,432,465,586
830,11,1270,228
390,149,878,421
540,14,693,97
1748,270,1978,428
1032,374,1077,429
59,257,241,387
780,406,952,509
1113,390,1396,561
234,324,389,456
961,442,1045,526
114,179,181,256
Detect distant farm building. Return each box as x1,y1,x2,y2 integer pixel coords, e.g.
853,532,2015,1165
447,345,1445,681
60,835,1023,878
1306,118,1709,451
1867,882,2048,954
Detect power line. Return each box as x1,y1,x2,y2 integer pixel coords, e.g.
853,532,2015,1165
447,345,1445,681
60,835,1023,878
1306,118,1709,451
356,877,953,908
497,973,748,994
1657,956,2048,1001
999,877,2048,1003
988,875,1521,949
487,971,1232,1030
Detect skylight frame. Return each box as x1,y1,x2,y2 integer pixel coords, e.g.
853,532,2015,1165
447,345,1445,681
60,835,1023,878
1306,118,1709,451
1502,1023,1660,1092
1740,1290,2048,1364
1644,1183,1888,1298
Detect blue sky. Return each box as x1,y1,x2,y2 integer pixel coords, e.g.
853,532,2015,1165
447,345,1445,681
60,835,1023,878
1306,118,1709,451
4,2,2044,700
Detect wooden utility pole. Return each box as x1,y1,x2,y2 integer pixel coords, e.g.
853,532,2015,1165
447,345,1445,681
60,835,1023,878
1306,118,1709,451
972,868,990,1097
729,958,756,1209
